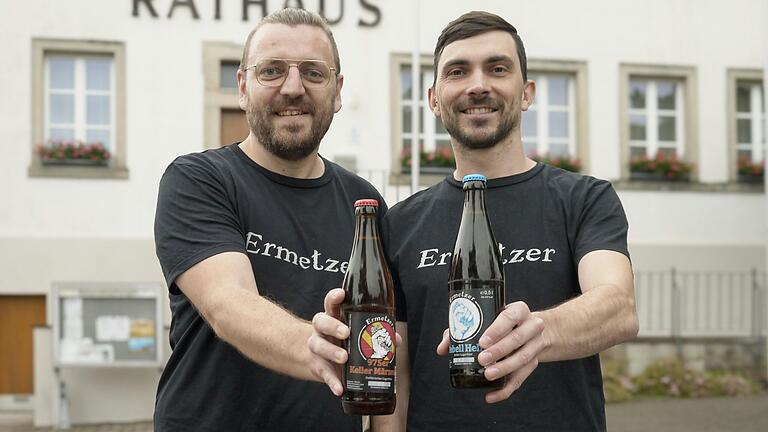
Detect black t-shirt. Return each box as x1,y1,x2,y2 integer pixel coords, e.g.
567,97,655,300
382,163,629,432
153,144,385,432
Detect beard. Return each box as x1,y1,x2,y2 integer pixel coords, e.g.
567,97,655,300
441,96,519,150
245,95,334,161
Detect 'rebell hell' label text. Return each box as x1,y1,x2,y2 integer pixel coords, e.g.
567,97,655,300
345,313,396,393
448,287,497,369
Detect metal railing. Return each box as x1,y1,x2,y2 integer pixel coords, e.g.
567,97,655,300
635,268,767,340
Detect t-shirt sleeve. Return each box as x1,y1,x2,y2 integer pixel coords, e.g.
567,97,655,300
154,158,246,292
381,212,407,322
572,179,629,267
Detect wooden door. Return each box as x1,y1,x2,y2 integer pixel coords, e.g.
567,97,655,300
0,296,46,394
220,108,249,147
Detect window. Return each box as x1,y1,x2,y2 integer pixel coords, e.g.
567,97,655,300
735,80,765,162
203,42,248,149
628,78,684,158
522,73,576,157
31,39,126,179
398,62,451,163
728,70,765,183
219,61,240,90
45,55,114,151
620,64,698,180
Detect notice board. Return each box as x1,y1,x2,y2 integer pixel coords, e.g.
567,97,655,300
52,282,163,367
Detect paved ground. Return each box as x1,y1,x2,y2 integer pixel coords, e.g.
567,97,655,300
1,394,766,431
606,394,768,432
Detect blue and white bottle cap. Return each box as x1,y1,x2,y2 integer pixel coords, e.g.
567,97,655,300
462,174,487,183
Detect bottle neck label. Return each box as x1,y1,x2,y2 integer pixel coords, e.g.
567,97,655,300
344,312,396,394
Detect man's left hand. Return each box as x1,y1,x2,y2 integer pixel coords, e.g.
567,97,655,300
436,301,547,403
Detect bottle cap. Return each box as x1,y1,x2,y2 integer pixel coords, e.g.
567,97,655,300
462,174,487,183
354,199,379,207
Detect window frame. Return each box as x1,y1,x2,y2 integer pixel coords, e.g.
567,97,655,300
30,38,127,179
524,59,588,168
389,53,435,176
627,78,685,158
203,42,243,150
727,69,764,182
522,73,576,157
619,64,698,181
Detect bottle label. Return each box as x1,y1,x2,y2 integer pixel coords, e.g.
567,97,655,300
345,312,396,394
448,285,498,369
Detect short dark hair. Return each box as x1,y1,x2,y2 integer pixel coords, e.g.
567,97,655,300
432,11,527,87
239,8,341,74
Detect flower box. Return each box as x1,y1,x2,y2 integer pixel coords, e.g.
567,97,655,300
37,140,111,166
401,166,454,175
629,171,690,182
629,152,692,182
736,159,764,184
737,173,763,184
400,147,456,172
531,153,582,173
41,158,109,167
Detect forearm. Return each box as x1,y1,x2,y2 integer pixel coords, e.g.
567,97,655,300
534,282,638,362
207,287,316,381
177,252,319,382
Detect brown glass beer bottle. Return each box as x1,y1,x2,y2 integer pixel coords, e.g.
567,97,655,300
341,199,396,415
448,174,506,388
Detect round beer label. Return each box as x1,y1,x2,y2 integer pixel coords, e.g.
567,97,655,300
358,320,395,361
449,297,483,342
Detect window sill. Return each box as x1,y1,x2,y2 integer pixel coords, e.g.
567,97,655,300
388,171,453,187
613,179,764,193
28,163,129,180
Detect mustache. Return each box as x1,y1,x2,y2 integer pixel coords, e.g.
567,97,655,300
455,96,502,111
270,96,315,114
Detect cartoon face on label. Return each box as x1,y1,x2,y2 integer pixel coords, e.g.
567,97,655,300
358,320,395,361
449,297,483,342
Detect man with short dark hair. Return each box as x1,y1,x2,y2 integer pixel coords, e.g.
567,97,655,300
154,8,382,432
309,11,638,431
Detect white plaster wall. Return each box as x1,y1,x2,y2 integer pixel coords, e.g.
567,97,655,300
1,0,765,241
620,191,765,245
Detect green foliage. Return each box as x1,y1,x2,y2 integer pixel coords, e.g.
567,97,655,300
531,154,582,173
629,152,692,180
737,158,764,178
37,139,111,162
602,360,635,403
608,358,761,402
400,147,455,168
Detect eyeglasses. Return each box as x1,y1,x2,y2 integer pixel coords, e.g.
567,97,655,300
244,58,337,89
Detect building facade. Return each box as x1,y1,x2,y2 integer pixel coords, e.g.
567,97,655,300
0,0,765,424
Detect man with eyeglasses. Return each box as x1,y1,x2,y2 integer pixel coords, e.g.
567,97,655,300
153,8,383,432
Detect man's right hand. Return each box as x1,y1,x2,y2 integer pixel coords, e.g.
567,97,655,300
308,288,349,396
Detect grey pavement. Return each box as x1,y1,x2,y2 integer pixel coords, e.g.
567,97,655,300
1,394,766,431
606,394,768,432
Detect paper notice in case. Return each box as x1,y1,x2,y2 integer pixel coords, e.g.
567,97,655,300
60,338,115,364
128,319,156,352
128,337,155,352
130,319,155,338
95,316,131,342
62,298,83,340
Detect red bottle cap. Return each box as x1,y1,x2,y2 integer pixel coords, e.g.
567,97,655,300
354,199,379,207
